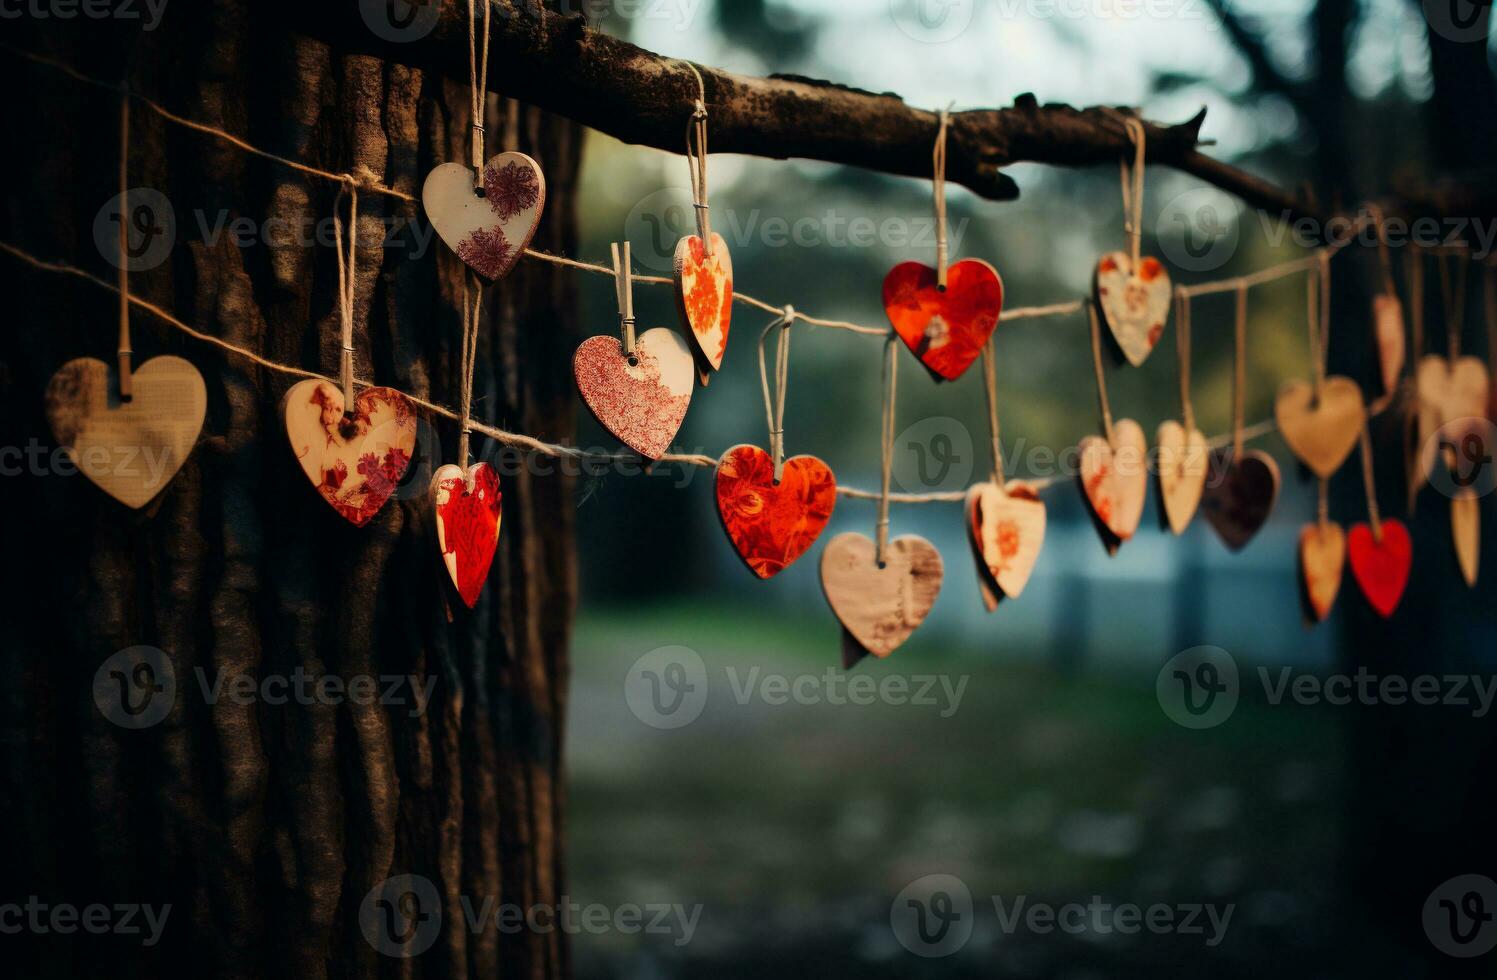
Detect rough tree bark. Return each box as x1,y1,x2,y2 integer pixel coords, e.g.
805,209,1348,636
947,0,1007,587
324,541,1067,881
0,4,579,978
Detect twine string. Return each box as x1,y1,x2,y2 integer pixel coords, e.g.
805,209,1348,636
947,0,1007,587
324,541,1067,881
1317,476,1329,527
1118,116,1146,268
1408,246,1425,362
980,338,1004,486
1087,300,1116,443
1359,423,1382,540
1485,264,1497,377
1233,282,1248,458
876,334,898,564
1305,252,1331,391
611,242,635,354
117,81,133,400
467,0,492,180
757,306,794,482
456,270,482,476
1174,286,1194,431
1368,203,1396,296
332,181,360,409
1436,248,1469,359
933,104,951,288
682,61,712,252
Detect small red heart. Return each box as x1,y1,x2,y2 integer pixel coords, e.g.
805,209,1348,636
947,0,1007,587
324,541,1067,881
715,444,836,579
1347,519,1412,618
882,259,1003,381
430,462,503,608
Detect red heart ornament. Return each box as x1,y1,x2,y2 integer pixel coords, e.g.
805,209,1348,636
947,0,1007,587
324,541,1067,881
965,481,1045,610
882,259,1003,381
1348,519,1412,618
573,327,695,460
820,532,944,658
675,233,733,373
283,379,417,526
715,444,836,579
423,152,546,280
430,462,503,608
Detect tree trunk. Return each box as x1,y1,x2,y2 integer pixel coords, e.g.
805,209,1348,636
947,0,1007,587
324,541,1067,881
0,5,579,978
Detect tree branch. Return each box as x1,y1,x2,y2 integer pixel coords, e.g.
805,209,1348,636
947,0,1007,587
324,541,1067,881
292,1,1322,221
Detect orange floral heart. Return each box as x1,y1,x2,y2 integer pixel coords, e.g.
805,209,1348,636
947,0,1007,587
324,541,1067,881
882,259,1003,381
715,444,836,579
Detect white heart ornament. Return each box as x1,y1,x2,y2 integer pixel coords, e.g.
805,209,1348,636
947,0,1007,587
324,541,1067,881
965,481,1045,611
1078,419,1149,551
423,152,545,280
1094,252,1171,366
819,532,943,658
1154,420,1207,535
44,355,207,509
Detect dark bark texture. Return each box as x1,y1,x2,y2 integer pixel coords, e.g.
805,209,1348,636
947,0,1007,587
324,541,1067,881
0,4,580,978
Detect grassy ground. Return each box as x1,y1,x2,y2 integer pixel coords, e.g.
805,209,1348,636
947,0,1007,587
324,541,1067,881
565,603,1351,977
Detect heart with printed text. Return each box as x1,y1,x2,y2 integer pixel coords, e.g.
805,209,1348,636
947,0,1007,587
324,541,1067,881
882,259,1004,381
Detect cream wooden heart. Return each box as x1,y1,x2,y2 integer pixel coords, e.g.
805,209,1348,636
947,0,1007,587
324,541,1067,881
573,327,695,460
1298,521,1345,623
1417,354,1490,441
1373,293,1404,396
1453,492,1479,588
423,152,545,280
965,480,1045,611
44,355,206,509
1274,377,1366,479
1154,420,1207,535
1094,252,1171,366
819,532,943,658
282,379,417,526
674,232,733,374
1078,418,1148,550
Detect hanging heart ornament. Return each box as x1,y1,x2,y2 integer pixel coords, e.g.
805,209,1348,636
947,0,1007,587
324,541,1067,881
1154,420,1208,535
1298,521,1345,623
882,259,1004,381
1200,448,1280,551
1078,419,1149,551
675,232,733,373
965,480,1045,610
1095,252,1171,366
820,533,943,658
715,444,836,579
1274,377,1366,479
1348,519,1412,618
1372,293,1404,396
423,151,545,280
573,327,694,460
282,379,417,526
44,355,207,509
430,462,503,608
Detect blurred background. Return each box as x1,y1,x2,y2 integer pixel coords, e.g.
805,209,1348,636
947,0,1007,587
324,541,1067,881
548,1,1497,975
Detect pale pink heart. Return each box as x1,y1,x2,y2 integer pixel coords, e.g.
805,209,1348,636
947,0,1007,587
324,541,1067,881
965,480,1045,610
1094,252,1171,366
1078,418,1149,549
573,327,694,460
1155,420,1207,535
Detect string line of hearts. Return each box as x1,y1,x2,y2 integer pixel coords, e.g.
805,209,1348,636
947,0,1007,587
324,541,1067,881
0,44,1461,517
